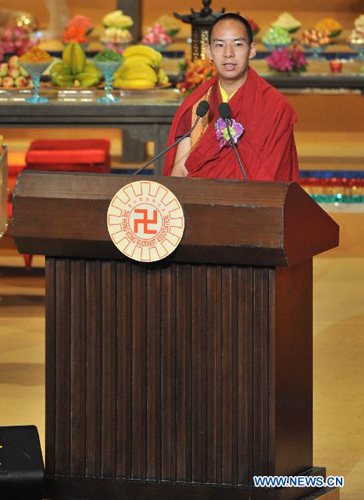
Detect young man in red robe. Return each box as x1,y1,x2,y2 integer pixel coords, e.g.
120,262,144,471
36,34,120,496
163,13,299,181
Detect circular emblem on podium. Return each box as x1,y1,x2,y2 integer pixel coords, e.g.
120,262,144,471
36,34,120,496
107,180,185,263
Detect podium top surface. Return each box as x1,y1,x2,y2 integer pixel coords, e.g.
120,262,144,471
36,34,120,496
12,172,339,267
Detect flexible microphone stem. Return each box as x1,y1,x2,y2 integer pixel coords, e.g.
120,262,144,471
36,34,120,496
133,119,200,175
133,100,209,176
224,118,247,181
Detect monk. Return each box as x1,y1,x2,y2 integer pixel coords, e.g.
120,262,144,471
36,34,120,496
163,13,299,181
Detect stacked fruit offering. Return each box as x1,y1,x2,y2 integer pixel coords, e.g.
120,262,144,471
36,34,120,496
348,26,364,47
315,18,343,38
272,12,301,33
300,29,330,48
50,42,102,88
0,55,30,88
113,45,169,89
262,27,291,47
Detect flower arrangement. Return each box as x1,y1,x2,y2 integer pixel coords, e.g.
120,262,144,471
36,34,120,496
266,46,307,74
63,26,88,44
177,58,217,94
101,10,133,49
67,15,94,35
156,15,181,38
142,24,172,47
0,27,36,63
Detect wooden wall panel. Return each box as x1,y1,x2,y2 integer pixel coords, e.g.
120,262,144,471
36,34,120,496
175,265,192,483
145,267,162,481
46,259,260,485
54,259,71,477
130,263,147,479
70,260,86,477
45,258,56,476
85,261,102,478
206,266,222,485
45,257,313,499
100,261,117,478
115,262,132,480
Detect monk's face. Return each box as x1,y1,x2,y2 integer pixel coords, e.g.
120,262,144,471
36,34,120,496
206,19,256,84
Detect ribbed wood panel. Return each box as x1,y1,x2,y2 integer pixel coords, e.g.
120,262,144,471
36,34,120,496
46,259,272,486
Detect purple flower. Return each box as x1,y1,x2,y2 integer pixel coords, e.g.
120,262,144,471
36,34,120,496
215,118,244,150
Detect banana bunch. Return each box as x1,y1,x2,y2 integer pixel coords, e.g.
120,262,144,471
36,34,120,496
114,45,169,90
50,42,102,88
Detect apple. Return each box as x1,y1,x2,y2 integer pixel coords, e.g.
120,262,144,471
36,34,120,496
0,63,8,77
15,76,28,88
8,55,20,69
2,76,15,88
8,68,20,79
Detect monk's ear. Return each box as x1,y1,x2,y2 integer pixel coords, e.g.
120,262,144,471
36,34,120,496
249,42,257,60
205,43,213,61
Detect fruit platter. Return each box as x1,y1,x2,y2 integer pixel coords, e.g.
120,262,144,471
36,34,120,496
0,41,170,94
113,45,169,90
49,43,169,91
50,42,102,88
0,55,32,89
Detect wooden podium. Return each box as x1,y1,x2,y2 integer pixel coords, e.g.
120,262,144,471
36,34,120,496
13,172,339,500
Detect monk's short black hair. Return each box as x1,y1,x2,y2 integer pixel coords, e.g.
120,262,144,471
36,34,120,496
208,13,253,45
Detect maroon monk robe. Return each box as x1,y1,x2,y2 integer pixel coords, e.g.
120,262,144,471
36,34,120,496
163,68,299,182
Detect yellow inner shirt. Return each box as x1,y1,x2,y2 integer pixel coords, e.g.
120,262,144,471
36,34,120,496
219,81,238,102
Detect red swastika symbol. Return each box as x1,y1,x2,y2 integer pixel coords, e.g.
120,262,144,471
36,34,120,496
134,209,158,235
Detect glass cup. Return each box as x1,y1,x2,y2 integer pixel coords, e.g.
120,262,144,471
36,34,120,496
302,44,329,61
93,60,122,104
349,43,364,61
263,41,291,52
19,60,52,103
330,60,342,73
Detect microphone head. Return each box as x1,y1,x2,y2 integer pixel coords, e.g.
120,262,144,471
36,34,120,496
219,102,231,119
196,100,210,118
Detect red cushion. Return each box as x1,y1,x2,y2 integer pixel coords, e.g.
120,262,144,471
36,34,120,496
28,139,110,152
25,139,111,172
25,163,109,173
27,149,107,164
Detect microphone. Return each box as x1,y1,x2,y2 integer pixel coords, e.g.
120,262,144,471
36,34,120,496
133,100,210,175
218,102,247,180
